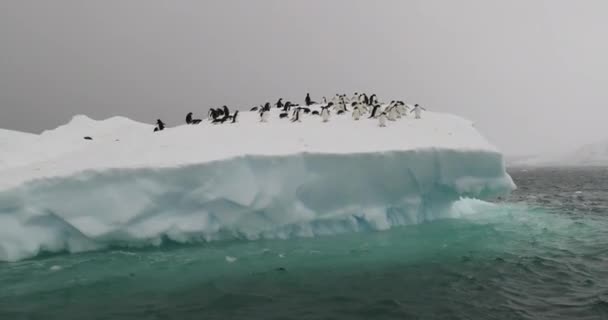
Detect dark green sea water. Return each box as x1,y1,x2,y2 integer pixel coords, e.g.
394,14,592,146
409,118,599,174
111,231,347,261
1,167,608,319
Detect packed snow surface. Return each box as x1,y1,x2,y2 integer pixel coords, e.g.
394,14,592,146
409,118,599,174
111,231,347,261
0,109,514,261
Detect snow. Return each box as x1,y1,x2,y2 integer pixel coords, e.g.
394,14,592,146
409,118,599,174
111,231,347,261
0,110,498,189
0,108,514,262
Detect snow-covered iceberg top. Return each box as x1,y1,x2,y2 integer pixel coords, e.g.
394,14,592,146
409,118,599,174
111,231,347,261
1,111,500,187
0,109,514,262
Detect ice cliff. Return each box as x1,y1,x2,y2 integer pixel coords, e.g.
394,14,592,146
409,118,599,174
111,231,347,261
0,110,514,261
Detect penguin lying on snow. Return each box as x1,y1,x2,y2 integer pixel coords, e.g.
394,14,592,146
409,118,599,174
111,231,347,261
279,112,289,119
186,112,202,125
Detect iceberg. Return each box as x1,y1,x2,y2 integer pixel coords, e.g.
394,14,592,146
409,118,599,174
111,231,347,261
0,110,515,262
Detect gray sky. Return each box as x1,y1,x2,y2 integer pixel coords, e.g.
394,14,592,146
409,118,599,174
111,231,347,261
1,0,607,155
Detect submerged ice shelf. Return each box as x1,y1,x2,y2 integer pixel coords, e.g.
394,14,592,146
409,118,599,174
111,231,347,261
0,110,515,261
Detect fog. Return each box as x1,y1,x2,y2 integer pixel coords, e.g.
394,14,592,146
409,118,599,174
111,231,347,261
1,0,607,155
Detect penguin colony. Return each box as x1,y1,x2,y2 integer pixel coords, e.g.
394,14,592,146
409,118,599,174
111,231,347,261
154,93,426,132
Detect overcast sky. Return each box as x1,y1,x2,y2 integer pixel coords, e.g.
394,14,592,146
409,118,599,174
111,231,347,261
1,0,607,155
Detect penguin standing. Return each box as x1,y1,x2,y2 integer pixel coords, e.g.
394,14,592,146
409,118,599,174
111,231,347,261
320,105,330,122
387,106,399,121
291,107,302,122
411,104,426,119
154,119,166,132
275,98,283,109
352,105,362,120
369,94,378,105
259,109,270,122
305,93,316,106
369,104,381,118
378,112,387,127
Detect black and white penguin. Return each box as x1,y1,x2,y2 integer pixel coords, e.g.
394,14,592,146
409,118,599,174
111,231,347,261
305,93,316,106
186,112,202,125
352,103,362,120
264,102,271,111
359,93,369,105
311,110,320,115
302,107,311,114
337,110,345,115
259,108,270,122
369,94,377,105
378,112,387,127
411,104,426,119
279,112,289,119
283,101,292,112
387,105,399,121
320,105,330,122
369,104,381,118
154,119,166,132
291,107,302,122
223,105,230,117
231,111,239,123
275,98,284,109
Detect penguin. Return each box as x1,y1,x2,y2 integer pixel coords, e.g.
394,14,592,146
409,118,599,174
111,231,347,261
223,105,230,117
279,112,289,119
208,108,217,120
369,94,377,105
231,111,239,123
311,110,320,115
337,110,345,115
186,112,202,124
283,101,292,112
359,93,369,105
264,102,271,111
387,105,399,121
320,105,330,122
352,105,362,120
275,98,283,109
291,107,302,122
83,136,93,140
369,104,381,118
411,104,426,119
154,119,166,132
378,112,387,127
322,96,327,104
302,107,311,114
259,108,270,122
305,93,316,106
250,106,259,111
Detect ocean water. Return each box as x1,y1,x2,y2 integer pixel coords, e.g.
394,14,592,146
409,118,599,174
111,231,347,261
1,167,608,319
